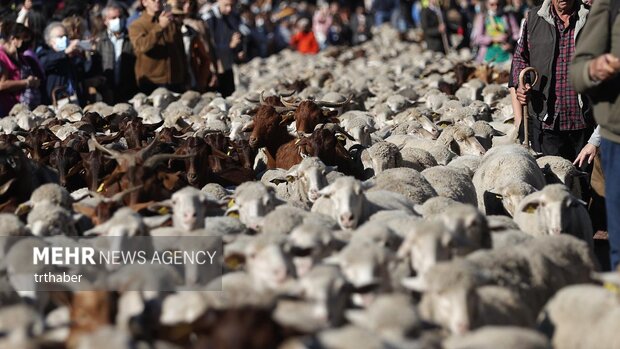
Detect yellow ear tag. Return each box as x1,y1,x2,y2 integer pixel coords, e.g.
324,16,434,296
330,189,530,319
526,205,537,214
336,134,346,141
225,255,242,269
495,195,503,200
15,204,31,216
97,183,105,193
227,199,235,208
158,207,170,215
604,282,620,295
295,139,301,145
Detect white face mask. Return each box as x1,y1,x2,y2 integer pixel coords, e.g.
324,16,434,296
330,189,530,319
488,9,497,16
109,18,122,33
54,36,68,51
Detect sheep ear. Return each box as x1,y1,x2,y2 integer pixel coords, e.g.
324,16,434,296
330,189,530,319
402,276,428,292
14,201,33,216
436,120,453,128
571,169,589,178
0,178,16,195
270,177,289,185
318,184,335,197
325,165,338,173
241,121,254,132
143,215,171,228
520,201,540,214
361,180,375,191
225,204,240,218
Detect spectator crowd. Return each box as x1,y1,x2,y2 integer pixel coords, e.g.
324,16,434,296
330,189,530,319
0,0,540,111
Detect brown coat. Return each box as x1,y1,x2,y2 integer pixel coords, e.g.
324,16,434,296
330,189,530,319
128,12,188,86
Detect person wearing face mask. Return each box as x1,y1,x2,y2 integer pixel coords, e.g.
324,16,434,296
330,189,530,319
37,22,84,106
471,0,519,68
93,2,137,104
0,21,40,116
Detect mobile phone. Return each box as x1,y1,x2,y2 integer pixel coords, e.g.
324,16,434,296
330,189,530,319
163,3,172,13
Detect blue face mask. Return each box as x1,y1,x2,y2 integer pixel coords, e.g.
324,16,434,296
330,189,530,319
108,18,125,33
54,36,68,51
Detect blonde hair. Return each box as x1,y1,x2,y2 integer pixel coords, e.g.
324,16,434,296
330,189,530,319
61,15,87,40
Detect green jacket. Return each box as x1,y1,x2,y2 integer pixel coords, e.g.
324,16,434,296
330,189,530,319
570,0,620,143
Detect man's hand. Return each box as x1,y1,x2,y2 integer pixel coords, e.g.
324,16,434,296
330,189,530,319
65,39,80,56
515,83,531,105
158,11,173,29
589,53,620,82
573,143,598,167
230,32,242,49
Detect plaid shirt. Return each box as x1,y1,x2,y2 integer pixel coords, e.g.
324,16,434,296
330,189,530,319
511,9,586,131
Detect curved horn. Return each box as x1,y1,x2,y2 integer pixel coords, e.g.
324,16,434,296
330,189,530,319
273,106,298,114
278,90,296,98
280,96,300,108
143,152,196,168
245,95,260,103
110,185,144,203
260,90,267,105
315,95,353,108
89,137,123,159
279,112,295,125
137,133,161,159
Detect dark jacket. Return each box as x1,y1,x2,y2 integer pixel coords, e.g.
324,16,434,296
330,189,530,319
93,30,137,104
204,6,248,73
510,0,590,128
36,46,84,106
420,7,447,53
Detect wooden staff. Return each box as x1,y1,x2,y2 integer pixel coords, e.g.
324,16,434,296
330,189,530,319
518,67,539,149
437,9,451,54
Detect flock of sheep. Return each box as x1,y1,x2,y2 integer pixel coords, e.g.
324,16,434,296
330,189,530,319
0,25,618,349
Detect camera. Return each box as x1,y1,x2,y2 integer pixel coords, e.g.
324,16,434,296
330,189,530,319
78,40,93,51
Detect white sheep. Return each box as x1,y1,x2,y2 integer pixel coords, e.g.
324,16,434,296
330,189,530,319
366,168,437,205
151,186,223,231
422,166,478,205
226,181,283,230
514,184,593,246
360,141,402,177
311,176,415,230
537,155,587,198
472,145,546,214
399,147,438,171
26,201,77,237
345,294,422,342
266,157,336,209
538,284,620,349
443,326,550,349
